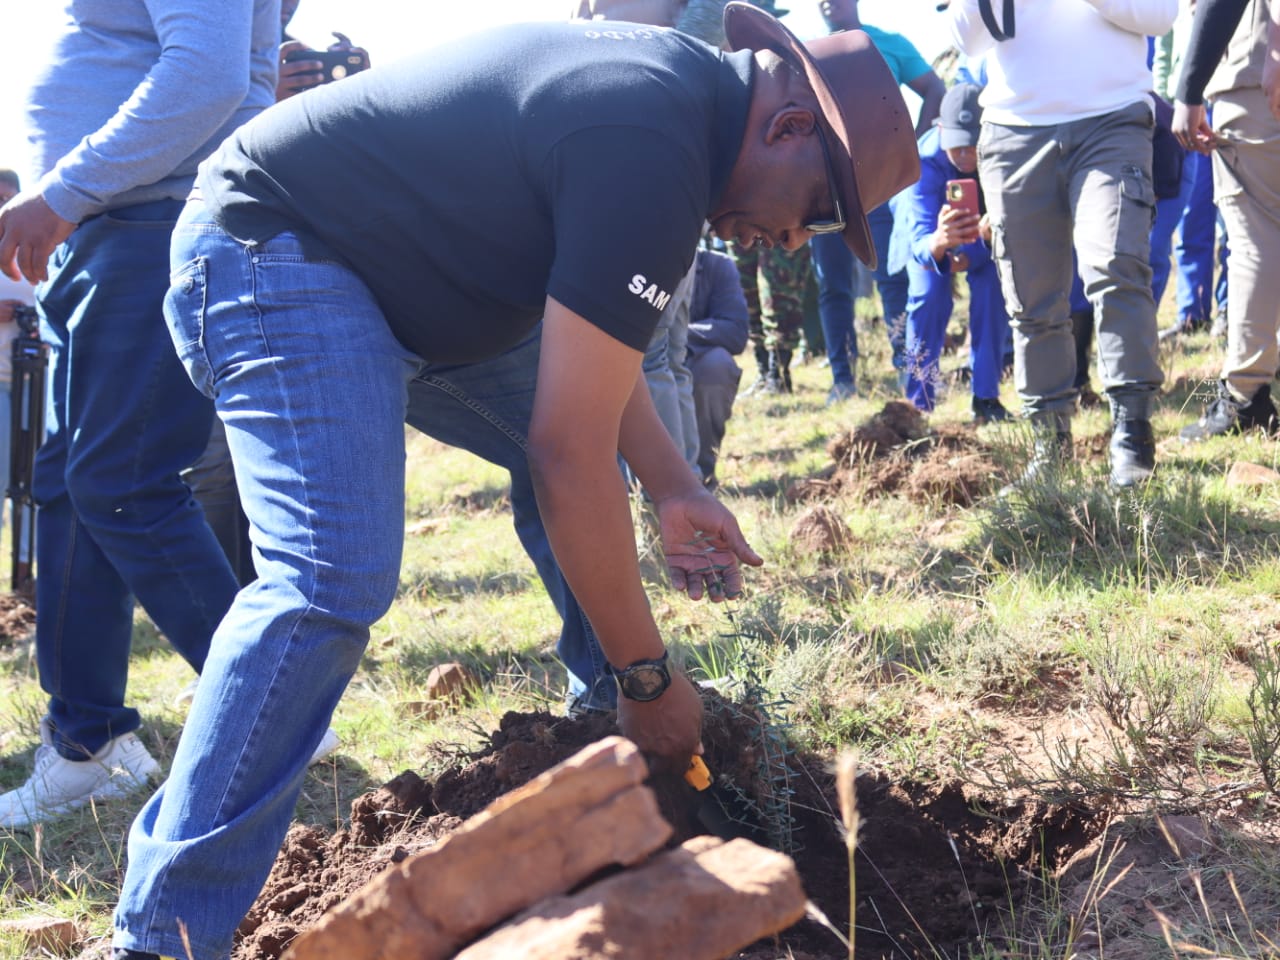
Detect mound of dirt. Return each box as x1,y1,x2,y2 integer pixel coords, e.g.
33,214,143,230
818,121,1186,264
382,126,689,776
792,402,1004,507
0,592,35,648
233,695,1107,960
790,505,854,556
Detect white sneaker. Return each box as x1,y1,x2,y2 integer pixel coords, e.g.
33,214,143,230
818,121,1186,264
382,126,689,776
0,729,160,829
172,677,199,707
309,728,341,766
177,681,337,766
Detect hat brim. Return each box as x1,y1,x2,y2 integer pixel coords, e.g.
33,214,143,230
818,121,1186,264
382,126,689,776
723,3,915,267
939,128,978,150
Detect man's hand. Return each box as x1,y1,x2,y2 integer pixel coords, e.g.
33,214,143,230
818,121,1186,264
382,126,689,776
929,204,980,264
656,490,762,601
0,192,76,284
277,40,325,100
0,300,22,324
1173,101,1218,155
616,668,703,771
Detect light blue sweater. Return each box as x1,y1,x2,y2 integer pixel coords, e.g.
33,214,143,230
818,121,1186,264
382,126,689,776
24,0,279,222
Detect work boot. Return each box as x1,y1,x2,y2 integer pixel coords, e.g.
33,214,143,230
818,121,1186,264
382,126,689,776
1180,382,1278,442
999,411,1072,495
972,395,1010,425
114,950,177,960
738,343,772,397
1109,418,1156,489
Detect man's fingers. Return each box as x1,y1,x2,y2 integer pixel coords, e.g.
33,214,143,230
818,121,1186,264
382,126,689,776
16,242,48,285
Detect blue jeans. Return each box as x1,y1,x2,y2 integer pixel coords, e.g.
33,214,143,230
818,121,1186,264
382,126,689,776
405,333,614,711
810,231,859,386
811,207,908,388
35,200,239,761
115,202,420,959
1150,157,1193,308
1176,131,1222,324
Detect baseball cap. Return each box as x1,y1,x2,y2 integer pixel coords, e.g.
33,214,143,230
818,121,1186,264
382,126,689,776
938,82,983,150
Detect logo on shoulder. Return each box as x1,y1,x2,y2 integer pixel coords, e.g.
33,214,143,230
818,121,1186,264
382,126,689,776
628,274,672,311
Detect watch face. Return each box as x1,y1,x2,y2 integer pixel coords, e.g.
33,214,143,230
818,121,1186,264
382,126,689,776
626,666,667,698
618,659,672,701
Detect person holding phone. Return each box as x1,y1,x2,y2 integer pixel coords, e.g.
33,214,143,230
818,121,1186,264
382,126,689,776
276,0,369,101
890,82,1010,421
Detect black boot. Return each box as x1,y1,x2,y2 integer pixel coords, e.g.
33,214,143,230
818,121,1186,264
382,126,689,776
1180,382,1279,442
972,395,1010,425
776,346,794,393
1110,418,1156,488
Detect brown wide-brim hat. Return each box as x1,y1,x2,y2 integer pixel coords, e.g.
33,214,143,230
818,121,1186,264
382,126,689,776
722,1,920,267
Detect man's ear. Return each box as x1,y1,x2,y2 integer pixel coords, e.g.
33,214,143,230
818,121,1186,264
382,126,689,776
764,106,819,144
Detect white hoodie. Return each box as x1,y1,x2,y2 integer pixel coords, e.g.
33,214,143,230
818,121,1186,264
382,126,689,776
948,0,1178,125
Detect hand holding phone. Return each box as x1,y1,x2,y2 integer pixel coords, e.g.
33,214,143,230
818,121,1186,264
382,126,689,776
945,178,979,217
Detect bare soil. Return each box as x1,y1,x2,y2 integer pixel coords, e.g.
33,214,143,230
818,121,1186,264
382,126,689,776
0,591,35,648
788,401,1004,509
232,696,1112,960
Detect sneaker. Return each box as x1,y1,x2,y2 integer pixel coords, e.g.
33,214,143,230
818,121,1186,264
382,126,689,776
972,396,1010,425
0,728,160,829
1180,382,1279,442
826,381,857,405
177,680,338,766
565,692,615,719
113,949,178,960
171,677,198,707
309,727,341,765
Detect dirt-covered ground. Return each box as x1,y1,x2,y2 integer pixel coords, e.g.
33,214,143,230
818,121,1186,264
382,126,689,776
222,405,1279,960
232,696,1112,960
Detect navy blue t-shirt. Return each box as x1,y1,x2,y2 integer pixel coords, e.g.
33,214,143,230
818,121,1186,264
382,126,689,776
199,20,753,363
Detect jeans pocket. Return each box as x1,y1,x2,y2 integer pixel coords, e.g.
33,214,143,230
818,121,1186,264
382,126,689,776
165,256,215,397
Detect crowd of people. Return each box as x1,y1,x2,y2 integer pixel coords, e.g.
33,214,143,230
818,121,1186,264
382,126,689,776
0,0,1276,957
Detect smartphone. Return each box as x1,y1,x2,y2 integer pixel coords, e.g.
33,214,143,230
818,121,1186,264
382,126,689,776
945,178,979,217
283,48,369,83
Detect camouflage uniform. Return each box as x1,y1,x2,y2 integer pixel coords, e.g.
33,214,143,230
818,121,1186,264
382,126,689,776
732,240,811,393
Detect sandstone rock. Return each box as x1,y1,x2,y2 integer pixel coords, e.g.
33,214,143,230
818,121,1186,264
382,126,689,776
454,837,808,960
1,916,81,954
424,662,478,702
1226,462,1280,489
284,737,670,960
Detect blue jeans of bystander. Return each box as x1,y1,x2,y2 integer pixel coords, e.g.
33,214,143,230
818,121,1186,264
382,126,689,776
34,200,239,761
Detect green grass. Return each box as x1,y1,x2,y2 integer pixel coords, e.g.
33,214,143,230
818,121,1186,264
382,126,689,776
4,298,1280,958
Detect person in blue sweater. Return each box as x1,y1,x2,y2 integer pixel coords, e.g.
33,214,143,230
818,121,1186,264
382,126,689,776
0,0,277,833
893,83,1010,421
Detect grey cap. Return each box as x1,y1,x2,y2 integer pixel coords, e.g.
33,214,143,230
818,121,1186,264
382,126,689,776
938,82,983,150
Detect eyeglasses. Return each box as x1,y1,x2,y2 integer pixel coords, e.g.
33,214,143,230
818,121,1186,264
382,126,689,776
804,123,847,236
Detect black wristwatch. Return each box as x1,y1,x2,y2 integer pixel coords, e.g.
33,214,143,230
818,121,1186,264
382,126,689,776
614,651,672,702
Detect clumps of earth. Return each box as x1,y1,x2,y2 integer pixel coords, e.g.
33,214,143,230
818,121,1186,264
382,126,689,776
232,690,1110,960
0,592,36,649
787,401,1005,512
